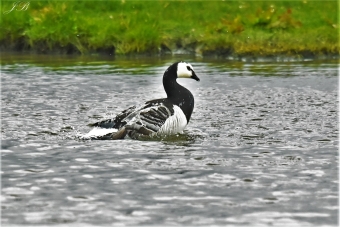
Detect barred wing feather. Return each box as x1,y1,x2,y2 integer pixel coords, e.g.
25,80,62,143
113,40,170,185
125,104,174,137
89,106,137,129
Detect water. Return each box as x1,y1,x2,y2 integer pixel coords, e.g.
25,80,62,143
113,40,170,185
1,54,339,226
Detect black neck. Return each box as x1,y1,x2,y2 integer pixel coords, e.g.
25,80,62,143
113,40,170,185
163,76,195,123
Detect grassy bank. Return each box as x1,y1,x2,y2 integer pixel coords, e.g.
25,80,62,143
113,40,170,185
1,0,339,57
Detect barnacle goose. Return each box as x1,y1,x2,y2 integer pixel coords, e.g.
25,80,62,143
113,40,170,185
81,61,200,140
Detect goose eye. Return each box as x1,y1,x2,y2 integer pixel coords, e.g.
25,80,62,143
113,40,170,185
186,66,192,71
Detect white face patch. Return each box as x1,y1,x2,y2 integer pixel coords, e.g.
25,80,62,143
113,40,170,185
177,62,194,79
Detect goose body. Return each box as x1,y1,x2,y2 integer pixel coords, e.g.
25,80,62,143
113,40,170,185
81,61,200,140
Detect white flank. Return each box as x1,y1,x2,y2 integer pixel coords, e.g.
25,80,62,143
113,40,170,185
79,127,118,139
156,105,187,135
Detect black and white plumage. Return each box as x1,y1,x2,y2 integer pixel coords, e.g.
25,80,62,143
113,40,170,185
81,61,200,140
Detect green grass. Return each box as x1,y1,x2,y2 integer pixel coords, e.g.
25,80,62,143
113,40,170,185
1,0,339,57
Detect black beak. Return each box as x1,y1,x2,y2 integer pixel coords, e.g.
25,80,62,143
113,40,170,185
191,71,200,81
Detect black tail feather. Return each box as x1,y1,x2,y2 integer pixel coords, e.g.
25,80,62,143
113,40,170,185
89,119,117,128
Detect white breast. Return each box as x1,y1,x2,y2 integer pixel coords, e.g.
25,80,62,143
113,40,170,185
156,105,188,135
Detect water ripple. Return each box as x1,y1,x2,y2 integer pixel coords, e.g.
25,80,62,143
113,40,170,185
1,59,338,226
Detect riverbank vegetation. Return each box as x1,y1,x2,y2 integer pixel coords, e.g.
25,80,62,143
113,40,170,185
1,0,339,58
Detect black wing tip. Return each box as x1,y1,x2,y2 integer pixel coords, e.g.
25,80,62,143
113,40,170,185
88,122,99,127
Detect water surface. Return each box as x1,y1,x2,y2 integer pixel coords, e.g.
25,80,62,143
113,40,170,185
1,55,338,226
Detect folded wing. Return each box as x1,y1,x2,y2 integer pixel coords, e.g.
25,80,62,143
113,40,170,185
81,99,177,140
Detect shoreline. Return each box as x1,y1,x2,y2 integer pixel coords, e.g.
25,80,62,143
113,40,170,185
1,38,339,60
1,50,339,64
1,46,339,59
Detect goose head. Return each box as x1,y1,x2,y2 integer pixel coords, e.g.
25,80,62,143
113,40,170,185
176,61,200,81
